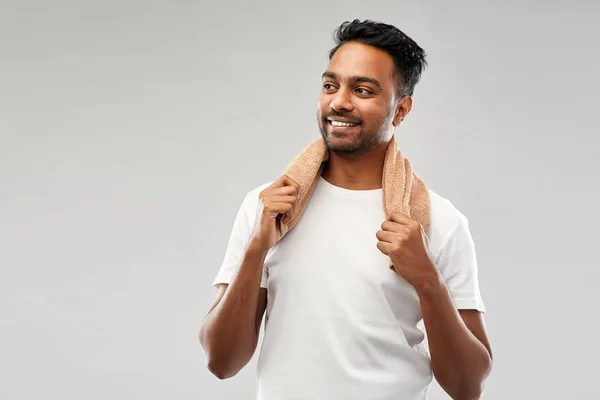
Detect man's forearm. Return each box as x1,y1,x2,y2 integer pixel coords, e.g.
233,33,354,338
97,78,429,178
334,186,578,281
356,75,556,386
200,240,268,378
416,273,492,400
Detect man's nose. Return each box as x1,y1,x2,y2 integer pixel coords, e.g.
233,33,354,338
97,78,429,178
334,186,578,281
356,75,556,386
330,88,354,112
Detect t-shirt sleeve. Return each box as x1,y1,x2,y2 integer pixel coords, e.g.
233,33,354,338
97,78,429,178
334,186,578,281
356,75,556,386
433,214,486,312
212,191,268,289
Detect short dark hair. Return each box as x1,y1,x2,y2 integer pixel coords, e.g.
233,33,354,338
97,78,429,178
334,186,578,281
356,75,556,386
328,19,428,97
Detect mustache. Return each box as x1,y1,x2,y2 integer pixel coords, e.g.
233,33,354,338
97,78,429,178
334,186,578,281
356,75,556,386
323,111,361,124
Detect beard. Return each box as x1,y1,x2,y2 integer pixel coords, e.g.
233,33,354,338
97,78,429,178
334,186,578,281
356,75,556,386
317,111,390,158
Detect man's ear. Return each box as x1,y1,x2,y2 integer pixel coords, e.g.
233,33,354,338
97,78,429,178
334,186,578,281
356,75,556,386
393,96,412,126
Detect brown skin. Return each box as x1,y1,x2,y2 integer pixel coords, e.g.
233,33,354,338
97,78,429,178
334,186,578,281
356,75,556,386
317,41,411,190
199,176,299,379
377,212,493,399
202,41,493,398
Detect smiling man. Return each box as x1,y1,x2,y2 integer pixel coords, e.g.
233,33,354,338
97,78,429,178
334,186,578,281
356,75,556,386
200,19,493,400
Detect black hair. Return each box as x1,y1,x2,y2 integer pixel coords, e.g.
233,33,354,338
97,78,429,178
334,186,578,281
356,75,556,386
328,19,428,97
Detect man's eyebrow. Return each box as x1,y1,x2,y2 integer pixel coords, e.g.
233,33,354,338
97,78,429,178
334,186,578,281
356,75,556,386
321,72,383,91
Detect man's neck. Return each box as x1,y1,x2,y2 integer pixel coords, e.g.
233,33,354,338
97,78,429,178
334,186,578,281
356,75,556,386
320,142,390,190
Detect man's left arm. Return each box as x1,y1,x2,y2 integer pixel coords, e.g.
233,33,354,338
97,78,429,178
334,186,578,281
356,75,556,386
417,276,493,400
376,213,493,400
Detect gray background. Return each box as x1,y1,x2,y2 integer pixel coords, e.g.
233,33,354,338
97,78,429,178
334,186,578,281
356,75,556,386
1,1,598,399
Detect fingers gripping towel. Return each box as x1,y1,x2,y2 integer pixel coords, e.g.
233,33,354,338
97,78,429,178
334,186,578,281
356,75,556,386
276,135,431,269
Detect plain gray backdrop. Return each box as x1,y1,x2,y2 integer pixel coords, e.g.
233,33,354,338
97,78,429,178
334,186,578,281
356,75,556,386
1,1,599,399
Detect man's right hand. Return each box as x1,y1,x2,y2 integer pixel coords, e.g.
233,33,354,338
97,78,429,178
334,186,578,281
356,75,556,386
250,175,299,252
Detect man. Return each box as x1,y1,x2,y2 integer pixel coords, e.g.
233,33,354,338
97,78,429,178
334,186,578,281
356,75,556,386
200,19,493,400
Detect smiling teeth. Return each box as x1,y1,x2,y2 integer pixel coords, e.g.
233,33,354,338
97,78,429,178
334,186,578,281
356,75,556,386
331,120,358,127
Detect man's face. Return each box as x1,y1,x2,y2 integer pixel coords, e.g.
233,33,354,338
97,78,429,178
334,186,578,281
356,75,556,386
317,41,405,157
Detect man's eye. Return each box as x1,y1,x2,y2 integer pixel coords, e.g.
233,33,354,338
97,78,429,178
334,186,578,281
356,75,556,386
356,88,371,95
323,83,335,90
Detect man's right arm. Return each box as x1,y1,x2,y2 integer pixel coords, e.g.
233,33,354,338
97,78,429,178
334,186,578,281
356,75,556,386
199,239,269,380
200,175,299,379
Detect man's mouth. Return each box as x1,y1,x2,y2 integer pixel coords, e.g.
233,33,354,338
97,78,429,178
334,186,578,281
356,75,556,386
327,119,360,127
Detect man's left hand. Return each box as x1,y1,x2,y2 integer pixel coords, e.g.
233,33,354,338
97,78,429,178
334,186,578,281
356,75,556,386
376,212,439,290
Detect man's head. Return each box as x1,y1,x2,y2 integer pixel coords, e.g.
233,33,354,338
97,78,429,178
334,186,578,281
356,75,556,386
317,20,427,157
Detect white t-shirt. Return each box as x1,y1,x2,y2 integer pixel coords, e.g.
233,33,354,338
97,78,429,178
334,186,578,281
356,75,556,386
212,176,485,400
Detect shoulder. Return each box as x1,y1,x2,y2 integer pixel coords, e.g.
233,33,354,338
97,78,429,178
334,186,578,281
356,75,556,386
426,188,472,258
425,189,485,311
427,188,468,232
236,180,276,213
245,180,275,201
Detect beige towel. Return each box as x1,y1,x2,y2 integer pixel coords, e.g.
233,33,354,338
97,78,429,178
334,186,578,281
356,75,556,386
276,135,431,268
